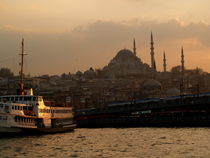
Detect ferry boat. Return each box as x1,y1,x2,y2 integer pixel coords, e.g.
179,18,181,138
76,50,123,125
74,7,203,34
0,39,76,133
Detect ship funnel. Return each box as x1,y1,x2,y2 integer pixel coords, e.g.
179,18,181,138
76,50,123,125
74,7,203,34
24,88,34,96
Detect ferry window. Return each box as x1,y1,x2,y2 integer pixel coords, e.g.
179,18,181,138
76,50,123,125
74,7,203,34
0,104,3,108
15,97,19,101
24,97,30,101
5,106,9,111
0,98,1,102
33,97,37,101
3,97,8,102
11,97,14,101
19,97,23,101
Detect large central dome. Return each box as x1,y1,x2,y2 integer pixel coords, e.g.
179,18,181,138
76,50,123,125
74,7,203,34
103,49,151,78
110,49,141,64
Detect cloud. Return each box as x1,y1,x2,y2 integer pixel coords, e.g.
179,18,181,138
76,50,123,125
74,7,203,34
1,19,210,75
69,19,210,46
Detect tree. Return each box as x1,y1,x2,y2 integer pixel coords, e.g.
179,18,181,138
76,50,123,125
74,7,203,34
171,66,182,74
0,68,14,78
76,71,83,77
61,73,71,79
95,68,104,78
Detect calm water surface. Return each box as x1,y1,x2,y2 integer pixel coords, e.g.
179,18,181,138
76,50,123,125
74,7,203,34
0,128,210,158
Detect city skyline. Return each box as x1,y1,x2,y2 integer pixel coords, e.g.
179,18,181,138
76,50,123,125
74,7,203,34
0,0,210,75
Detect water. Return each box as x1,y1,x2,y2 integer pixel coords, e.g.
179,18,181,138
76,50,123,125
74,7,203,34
0,128,210,158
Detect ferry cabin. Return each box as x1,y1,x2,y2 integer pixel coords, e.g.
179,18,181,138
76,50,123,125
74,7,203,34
0,95,73,131
0,95,73,118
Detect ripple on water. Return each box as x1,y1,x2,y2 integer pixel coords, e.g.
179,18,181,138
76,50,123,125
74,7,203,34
0,128,210,158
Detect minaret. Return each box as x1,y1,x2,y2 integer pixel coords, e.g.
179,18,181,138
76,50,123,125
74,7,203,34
154,59,156,72
163,51,166,72
180,46,185,95
150,32,156,72
133,38,136,56
181,46,184,73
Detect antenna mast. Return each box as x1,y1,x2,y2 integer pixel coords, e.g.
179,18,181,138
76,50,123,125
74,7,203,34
19,38,27,95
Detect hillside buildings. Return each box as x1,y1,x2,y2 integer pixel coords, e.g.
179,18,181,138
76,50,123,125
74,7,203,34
1,33,210,110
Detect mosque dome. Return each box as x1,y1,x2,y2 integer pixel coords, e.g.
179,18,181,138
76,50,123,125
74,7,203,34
110,49,141,64
141,79,162,91
166,88,180,96
84,67,95,79
103,49,151,77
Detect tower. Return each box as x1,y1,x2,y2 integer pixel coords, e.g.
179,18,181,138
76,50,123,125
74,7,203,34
163,51,166,72
133,38,136,56
181,46,184,73
150,32,156,72
180,46,185,95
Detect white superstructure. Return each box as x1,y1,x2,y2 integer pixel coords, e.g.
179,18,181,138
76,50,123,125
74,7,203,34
0,92,75,133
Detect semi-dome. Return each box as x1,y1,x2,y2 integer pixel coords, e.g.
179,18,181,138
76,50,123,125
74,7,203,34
84,67,95,79
142,79,162,90
166,88,180,96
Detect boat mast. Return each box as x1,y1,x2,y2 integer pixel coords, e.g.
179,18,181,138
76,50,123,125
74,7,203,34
19,38,27,95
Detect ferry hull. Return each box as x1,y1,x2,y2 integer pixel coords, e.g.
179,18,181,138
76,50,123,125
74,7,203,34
35,124,76,133
0,127,22,133
0,124,76,135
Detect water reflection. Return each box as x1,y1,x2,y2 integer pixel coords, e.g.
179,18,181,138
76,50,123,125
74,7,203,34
1,128,210,158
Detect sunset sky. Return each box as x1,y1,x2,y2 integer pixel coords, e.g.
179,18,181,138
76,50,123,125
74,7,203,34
1,0,210,75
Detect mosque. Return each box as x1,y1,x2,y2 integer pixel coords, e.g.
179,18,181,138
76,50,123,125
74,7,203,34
102,33,158,77
100,33,164,97
83,32,188,99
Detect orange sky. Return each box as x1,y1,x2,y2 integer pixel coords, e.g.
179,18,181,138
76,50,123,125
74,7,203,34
0,0,210,75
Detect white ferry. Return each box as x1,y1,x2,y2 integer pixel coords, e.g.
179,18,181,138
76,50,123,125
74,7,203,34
0,39,76,133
